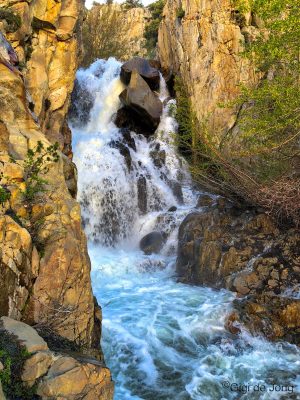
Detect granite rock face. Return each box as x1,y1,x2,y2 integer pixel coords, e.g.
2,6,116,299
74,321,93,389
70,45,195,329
0,317,114,400
119,69,163,133
1,0,84,157
158,0,258,145
0,7,114,399
120,57,161,91
0,32,100,352
177,198,300,344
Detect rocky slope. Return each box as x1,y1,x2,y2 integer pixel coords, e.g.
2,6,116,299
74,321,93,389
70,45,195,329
157,0,300,346
0,1,113,397
177,195,300,344
82,4,151,66
158,0,259,145
0,317,113,399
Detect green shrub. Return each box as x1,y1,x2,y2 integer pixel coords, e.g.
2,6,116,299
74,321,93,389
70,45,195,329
122,0,143,9
82,5,131,66
0,8,21,32
144,0,165,56
0,186,10,205
176,7,185,19
0,331,38,399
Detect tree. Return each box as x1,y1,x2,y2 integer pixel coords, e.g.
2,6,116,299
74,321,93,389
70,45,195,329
144,0,165,56
231,0,300,178
122,0,143,10
82,5,131,66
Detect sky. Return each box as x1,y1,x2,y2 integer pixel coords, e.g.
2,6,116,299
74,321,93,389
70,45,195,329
85,0,153,9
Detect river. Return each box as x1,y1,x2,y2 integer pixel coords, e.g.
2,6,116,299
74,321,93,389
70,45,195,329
70,58,300,400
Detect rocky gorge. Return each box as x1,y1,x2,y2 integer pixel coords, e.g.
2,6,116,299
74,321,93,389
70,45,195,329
0,0,113,398
0,0,299,398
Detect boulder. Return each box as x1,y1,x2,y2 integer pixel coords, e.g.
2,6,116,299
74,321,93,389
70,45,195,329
120,57,160,90
115,107,153,136
119,70,163,134
0,317,48,353
231,294,300,345
140,231,166,255
0,318,114,399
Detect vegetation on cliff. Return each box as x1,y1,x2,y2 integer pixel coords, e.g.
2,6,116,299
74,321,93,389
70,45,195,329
82,5,129,66
177,0,300,227
144,0,165,56
0,331,37,399
82,3,150,66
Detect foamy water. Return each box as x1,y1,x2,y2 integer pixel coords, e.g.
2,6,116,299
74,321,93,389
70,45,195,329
71,58,300,400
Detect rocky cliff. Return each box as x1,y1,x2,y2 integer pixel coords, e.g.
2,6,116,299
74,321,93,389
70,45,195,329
82,4,151,67
157,0,300,345
1,0,84,155
158,0,259,144
0,1,113,398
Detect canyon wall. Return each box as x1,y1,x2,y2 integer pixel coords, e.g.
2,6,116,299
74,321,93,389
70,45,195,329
1,0,84,156
158,0,259,145
0,1,113,396
158,0,300,345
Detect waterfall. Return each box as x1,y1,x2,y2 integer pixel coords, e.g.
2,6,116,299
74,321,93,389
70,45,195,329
71,57,196,248
70,58,300,400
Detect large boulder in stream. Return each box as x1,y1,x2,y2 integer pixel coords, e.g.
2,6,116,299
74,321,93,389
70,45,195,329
140,231,166,255
119,70,163,134
120,57,160,91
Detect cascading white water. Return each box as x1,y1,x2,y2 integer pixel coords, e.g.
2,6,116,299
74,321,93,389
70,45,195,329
71,58,300,400
72,58,194,248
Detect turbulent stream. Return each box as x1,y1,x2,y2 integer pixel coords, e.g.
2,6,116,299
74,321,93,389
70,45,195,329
70,58,300,400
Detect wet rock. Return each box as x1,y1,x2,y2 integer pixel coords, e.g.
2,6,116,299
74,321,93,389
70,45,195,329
196,194,214,208
168,206,177,212
150,143,166,168
140,231,166,255
137,175,147,214
63,158,78,198
233,295,300,345
119,70,163,134
168,179,184,204
120,128,136,151
69,79,94,127
115,106,153,136
149,59,161,71
120,57,160,91
110,141,132,171
176,202,300,345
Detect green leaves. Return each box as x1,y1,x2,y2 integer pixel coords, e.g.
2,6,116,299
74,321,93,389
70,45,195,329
21,141,59,203
144,0,166,56
231,0,300,182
